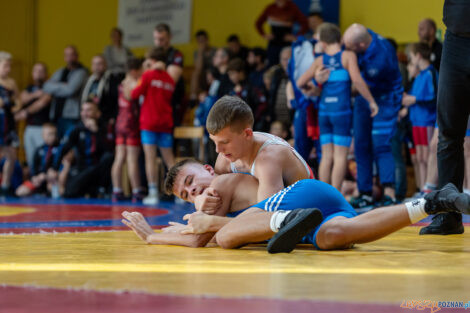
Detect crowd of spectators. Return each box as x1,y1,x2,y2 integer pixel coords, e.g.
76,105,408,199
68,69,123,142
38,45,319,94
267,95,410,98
0,0,455,214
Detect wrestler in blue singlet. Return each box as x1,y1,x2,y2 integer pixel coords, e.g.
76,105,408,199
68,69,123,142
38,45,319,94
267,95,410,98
318,51,352,147
227,179,357,249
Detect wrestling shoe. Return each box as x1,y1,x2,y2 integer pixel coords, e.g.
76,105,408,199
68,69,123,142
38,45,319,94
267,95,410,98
350,194,374,213
143,194,159,205
132,190,146,203
112,191,127,202
375,195,397,207
267,208,323,254
423,183,470,215
419,212,464,235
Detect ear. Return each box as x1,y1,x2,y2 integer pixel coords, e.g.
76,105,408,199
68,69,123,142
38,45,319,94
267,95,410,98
203,164,215,175
244,127,253,138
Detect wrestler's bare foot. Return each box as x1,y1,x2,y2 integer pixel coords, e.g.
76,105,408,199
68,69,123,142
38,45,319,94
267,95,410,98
122,211,155,243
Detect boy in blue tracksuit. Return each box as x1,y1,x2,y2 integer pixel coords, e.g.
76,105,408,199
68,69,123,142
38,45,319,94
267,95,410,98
343,24,403,208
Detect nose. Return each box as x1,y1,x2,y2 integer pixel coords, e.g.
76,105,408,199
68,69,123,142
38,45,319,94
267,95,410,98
190,185,197,197
215,143,221,153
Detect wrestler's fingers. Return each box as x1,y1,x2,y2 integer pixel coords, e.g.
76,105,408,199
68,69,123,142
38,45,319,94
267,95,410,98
180,227,195,235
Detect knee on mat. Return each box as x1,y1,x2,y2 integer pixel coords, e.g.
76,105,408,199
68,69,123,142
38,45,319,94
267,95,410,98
321,222,348,250
215,229,237,249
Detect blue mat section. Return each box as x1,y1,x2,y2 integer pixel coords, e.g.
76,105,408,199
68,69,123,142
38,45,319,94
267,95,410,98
0,196,195,229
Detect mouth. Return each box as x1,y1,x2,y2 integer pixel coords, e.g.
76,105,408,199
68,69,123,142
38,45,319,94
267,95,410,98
198,186,206,195
224,154,232,159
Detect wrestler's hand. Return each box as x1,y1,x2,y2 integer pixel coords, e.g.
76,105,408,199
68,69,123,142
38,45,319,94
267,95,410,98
369,102,379,117
194,187,221,215
162,222,188,233
121,211,155,243
181,211,212,234
315,65,330,85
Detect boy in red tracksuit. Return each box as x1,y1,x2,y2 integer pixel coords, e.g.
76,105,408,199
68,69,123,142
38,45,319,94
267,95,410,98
131,47,176,205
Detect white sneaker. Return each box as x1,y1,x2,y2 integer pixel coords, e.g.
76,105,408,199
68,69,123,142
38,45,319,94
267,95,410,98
143,195,159,205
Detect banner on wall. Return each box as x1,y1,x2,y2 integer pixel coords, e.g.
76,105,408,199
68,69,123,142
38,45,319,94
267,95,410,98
292,0,340,25
118,0,192,48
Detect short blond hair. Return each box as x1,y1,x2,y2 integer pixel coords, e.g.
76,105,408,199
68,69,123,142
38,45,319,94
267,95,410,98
0,51,12,63
206,96,254,134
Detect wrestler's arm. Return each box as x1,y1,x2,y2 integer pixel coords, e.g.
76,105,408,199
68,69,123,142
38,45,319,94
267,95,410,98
214,153,232,174
253,153,284,202
122,211,217,248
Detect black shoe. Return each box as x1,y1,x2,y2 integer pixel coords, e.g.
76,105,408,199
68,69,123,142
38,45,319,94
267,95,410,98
0,186,15,198
419,212,464,235
267,208,323,254
350,194,374,209
424,183,470,215
375,195,397,207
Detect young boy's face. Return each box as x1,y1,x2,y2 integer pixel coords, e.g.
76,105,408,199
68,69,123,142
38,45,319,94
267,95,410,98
43,127,57,146
129,68,143,80
209,126,252,162
410,52,420,66
173,163,215,203
81,102,100,121
228,70,244,85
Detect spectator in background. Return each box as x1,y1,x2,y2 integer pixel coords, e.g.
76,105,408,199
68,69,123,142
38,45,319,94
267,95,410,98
43,45,88,138
189,30,216,105
247,47,267,90
267,47,292,129
153,23,185,126
81,55,120,126
226,34,249,61
226,58,268,131
15,123,60,197
418,18,442,71
103,27,134,79
256,0,308,66
15,62,51,169
306,12,324,38
0,51,20,196
51,101,113,198
215,48,235,99
131,47,176,205
342,24,403,208
111,58,144,203
402,43,438,195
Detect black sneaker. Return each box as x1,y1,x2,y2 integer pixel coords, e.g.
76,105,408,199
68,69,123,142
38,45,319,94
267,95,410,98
375,195,397,207
419,212,464,235
350,194,374,212
424,183,470,215
267,208,323,254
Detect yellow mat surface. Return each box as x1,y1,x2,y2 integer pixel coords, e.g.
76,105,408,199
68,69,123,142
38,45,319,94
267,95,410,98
1,227,469,304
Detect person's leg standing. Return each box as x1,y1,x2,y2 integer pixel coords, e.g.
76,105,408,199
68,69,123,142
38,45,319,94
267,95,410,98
351,96,374,208
421,31,470,235
293,108,313,161
372,94,400,205
391,118,407,201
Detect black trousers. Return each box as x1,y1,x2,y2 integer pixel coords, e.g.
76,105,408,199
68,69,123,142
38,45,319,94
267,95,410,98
437,31,470,191
64,153,114,198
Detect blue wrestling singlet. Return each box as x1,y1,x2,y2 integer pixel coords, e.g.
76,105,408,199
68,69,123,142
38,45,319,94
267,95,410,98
319,51,352,147
227,179,357,249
